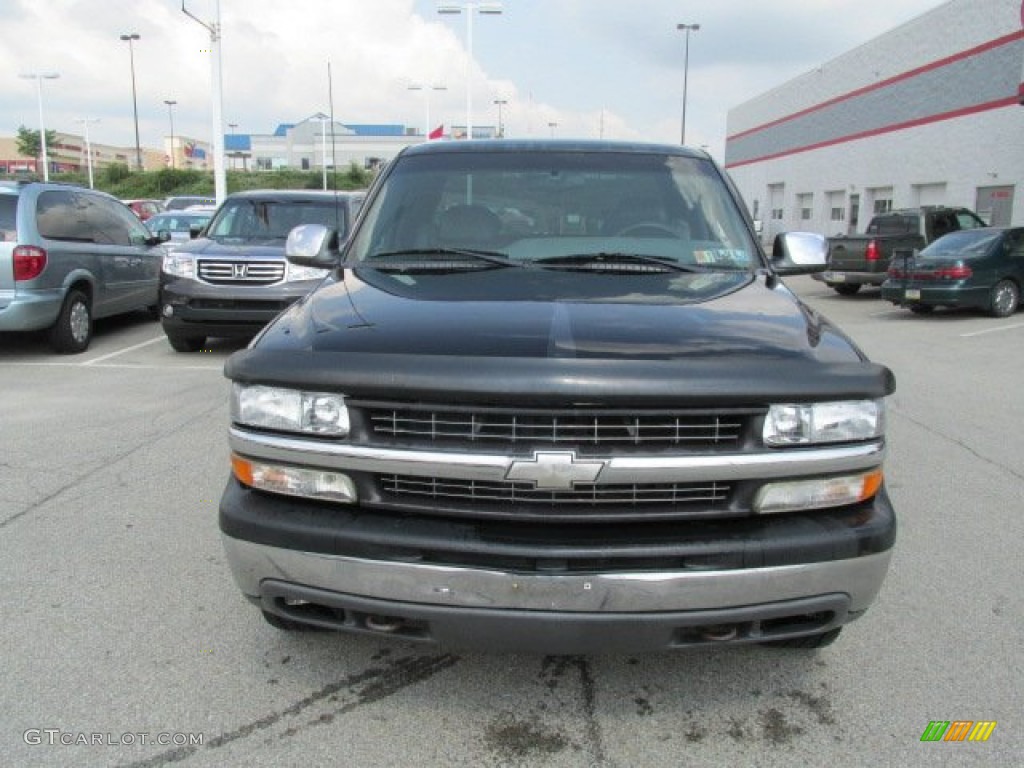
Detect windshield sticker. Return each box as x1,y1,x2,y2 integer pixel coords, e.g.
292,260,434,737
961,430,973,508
693,249,748,265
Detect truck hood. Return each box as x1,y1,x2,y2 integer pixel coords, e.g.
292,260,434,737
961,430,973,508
226,267,895,404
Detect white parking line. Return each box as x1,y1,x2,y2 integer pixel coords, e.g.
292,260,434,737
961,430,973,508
960,323,1024,338
8,361,222,371
81,335,169,365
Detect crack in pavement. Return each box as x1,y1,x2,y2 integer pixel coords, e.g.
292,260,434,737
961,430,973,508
0,400,224,529
891,406,1024,484
118,652,460,767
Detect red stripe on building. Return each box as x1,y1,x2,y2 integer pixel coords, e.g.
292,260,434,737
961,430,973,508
728,30,1024,142
726,95,1020,169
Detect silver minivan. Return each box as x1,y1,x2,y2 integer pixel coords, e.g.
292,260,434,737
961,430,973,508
0,181,167,353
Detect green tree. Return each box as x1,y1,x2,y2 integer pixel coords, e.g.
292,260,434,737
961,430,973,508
15,124,57,163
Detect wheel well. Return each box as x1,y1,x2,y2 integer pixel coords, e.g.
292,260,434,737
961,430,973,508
68,279,93,304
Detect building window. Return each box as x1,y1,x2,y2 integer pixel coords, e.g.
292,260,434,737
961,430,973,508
301,158,310,171
830,207,845,221
873,198,893,214
256,157,273,171
771,208,783,220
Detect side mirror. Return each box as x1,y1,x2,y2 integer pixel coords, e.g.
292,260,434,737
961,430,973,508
189,226,204,239
286,224,341,268
771,231,827,274
156,229,172,243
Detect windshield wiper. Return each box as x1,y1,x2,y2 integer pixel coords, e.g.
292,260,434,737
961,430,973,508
531,253,712,273
358,247,526,271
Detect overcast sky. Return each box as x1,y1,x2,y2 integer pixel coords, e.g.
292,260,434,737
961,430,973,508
2,0,945,161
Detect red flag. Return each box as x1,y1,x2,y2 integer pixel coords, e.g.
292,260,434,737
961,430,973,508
428,124,444,140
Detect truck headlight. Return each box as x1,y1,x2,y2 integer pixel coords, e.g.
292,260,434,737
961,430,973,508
763,400,884,446
162,251,196,279
286,264,330,282
754,470,883,514
232,384,349,436
232,454,357,504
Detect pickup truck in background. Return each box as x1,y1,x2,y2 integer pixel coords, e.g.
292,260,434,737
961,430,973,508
820,207,987,295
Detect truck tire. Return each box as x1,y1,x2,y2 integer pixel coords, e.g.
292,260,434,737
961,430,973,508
762,627,842,649
49,289,93,354
165,332,207,353
832,284,861,296
989,279,1019,318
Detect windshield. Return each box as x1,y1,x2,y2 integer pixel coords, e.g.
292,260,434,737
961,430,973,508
919,230,1001,260
348,150,759,271
207,198,347,243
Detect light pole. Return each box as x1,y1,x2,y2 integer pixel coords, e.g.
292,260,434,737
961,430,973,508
408,84,447,139
313,113,330,190
119,33,143,170
74,117,100,188
548,121,558,138
182,0,227,204
437,2,503,140
676,23,700,146
493,98,507,138
164,99,177,169
19,72,59,181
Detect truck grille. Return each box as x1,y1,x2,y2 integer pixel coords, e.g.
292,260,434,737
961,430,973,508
197,260,285,285
362,404,757,452
379,474,731,519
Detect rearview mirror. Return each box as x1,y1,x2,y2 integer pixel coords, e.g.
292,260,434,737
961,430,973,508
771,232,827,274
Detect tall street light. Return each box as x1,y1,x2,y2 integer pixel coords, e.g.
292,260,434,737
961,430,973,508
74,117,100,188
493,98,507,138
408,83,447,139
312,113,330,191
19,72,59,181
119,33,143,170
437,2,503,140
162,99,177,168
164,99,177,169
182,0,227,204
676,23,700,146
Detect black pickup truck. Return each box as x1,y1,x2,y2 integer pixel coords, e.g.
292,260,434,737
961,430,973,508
219,140,896,654
821,207,987,295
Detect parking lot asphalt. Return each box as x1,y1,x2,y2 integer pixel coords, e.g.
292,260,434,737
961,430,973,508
1,278,1021,767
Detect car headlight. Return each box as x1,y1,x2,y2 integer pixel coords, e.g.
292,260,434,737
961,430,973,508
231,454,357,504
232,384,349,436
163,251,196,279
286,263,330,282
754,470,883,514
763,400,884,446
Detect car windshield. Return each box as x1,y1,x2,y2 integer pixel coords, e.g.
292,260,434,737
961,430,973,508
347,149,759,272
206,198,347,243
148,214,210,233
919,230,1001,260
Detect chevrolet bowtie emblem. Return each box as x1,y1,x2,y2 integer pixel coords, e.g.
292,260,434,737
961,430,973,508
505,451,605,491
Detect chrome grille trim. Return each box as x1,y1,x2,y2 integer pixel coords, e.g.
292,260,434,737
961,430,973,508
228,427,886,484
197,259,286,285
380,475,730,506
364,406,756,448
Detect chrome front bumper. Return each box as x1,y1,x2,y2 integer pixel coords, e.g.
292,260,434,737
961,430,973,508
223,535,892,651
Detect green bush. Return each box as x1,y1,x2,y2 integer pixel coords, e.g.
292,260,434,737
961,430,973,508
1,163,375,200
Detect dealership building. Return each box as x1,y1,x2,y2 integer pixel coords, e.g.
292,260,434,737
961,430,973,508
725,0,1024,243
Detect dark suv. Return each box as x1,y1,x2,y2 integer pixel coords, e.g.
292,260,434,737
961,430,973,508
0,181,166,353
159,189,364,351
